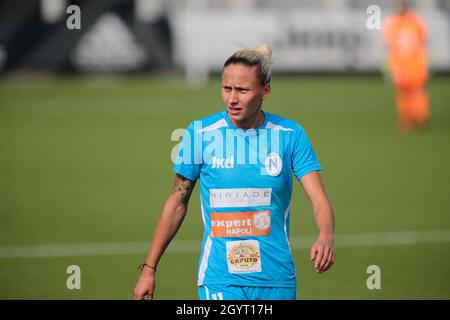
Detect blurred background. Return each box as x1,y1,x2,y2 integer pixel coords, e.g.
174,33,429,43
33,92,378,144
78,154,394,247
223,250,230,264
0,0,449,299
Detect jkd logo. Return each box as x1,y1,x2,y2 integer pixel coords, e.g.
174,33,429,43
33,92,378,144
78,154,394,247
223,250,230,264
212,156,234,169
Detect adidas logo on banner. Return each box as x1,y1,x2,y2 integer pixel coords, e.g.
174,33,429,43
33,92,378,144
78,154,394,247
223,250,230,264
71,13,148,72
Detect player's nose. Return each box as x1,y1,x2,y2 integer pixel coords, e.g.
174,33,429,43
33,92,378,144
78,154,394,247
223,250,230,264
228,90,238,104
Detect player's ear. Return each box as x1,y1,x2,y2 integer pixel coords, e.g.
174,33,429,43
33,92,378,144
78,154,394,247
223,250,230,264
262,83,271,99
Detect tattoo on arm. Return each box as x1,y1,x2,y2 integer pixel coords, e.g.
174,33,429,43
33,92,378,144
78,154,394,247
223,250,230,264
172,174,196,204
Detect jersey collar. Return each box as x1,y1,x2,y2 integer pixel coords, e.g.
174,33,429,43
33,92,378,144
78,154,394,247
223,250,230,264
222,109,269,130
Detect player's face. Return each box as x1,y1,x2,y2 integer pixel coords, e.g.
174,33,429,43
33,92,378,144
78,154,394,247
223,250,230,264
221,64,270,128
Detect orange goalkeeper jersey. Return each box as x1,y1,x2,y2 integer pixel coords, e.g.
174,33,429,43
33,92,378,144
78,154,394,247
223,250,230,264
382,12,428,87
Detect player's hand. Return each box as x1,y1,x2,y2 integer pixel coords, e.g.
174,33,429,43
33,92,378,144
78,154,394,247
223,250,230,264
310,234,335,273
134,268,156,300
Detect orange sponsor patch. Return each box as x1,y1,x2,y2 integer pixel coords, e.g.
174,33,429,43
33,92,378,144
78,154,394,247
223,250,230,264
210,211,271,237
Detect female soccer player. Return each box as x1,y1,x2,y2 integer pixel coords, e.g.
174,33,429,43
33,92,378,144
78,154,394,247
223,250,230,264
134,45,335,300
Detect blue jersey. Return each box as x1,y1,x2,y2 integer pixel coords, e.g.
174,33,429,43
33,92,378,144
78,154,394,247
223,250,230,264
173,110,322,288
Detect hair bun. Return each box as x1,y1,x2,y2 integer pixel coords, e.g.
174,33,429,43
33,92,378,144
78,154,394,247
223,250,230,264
255,44,272,60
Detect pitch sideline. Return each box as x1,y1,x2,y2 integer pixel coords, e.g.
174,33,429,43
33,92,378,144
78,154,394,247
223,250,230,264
0,229,449,258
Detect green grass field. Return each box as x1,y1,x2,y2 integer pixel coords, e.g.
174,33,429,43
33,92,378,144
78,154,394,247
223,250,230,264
0,75,449,299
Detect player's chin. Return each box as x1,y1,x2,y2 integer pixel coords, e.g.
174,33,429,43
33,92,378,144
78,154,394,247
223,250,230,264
228,112,244,122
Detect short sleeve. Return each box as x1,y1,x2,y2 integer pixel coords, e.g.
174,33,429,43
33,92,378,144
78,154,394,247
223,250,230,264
382,16,394,44
291,125,322,181
173,122,201,181
414,14,427,44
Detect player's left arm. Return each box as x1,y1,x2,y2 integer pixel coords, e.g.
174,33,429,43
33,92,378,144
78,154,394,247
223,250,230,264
300,171,335,273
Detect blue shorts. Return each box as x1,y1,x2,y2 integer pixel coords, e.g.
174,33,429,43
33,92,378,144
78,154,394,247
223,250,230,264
198,284,297,300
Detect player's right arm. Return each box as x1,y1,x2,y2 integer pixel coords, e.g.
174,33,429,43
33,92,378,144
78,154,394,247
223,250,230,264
133,173,197,300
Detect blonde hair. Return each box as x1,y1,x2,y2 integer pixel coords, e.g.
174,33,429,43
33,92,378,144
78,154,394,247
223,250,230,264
223,44,272,85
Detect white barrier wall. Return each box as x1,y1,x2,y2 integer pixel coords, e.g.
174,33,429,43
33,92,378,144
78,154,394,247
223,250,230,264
170,8,450,80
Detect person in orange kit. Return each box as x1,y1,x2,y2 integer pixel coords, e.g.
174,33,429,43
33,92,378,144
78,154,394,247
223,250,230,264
382,1,429,133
